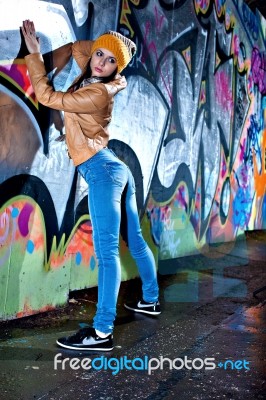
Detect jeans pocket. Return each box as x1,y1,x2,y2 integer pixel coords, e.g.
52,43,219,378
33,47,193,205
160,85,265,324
103,161,127,187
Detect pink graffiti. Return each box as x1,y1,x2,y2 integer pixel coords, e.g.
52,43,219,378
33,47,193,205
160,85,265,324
232,35,240,58
221,157,227,179
214,0,226,16
154,5,165,32
214,70,233,112
237,163,250,189
251,47,266,95
142,21,156,64
0,63,34,95
231,34,245,71
142,16,172,103
239,139,246,163
199,81,206,105
18,203,34,237
175,185,188,211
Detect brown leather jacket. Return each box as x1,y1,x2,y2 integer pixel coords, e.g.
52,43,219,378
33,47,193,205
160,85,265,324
25,41,126,165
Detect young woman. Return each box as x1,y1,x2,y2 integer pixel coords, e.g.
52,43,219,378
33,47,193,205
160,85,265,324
21,20,160,351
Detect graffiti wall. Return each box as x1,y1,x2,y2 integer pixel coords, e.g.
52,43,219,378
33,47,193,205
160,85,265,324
0,0,265,319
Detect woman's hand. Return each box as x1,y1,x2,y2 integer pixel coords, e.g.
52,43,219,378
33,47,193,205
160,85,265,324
105,75,127,96
113,74,127,90
21,20,40,54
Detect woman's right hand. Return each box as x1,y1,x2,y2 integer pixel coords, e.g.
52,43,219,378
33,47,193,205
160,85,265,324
21,20,40,54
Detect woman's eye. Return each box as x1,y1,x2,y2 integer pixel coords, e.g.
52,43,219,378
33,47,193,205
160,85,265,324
109,58,116,64
96,51,103,56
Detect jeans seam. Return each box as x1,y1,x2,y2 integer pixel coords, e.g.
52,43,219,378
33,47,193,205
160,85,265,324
90,187,103,309
103,163,123,187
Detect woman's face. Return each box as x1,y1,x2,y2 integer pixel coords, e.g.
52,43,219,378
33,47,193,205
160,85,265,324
90,48,118,78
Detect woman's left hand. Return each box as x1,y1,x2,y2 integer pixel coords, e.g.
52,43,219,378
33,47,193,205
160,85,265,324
105,75,127,96
21,20,40,54
113,74,127,90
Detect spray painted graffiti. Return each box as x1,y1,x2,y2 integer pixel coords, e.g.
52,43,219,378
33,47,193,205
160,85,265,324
0,0,265,318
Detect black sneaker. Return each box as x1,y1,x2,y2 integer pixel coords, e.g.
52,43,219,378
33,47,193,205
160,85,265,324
124,299,161,316
56,327,114,351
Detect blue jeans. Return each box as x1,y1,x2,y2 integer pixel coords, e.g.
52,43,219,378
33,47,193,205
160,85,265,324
77,148,159,334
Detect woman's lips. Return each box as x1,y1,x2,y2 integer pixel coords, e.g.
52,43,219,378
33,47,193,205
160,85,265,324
95,67,103,73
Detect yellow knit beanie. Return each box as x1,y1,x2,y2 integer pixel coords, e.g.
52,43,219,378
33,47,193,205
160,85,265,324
91,31,137,73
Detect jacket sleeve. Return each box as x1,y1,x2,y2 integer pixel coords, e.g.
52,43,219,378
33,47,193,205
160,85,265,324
25,52,109,113
42,41,91,77
43,42,73,76
71,40,94,72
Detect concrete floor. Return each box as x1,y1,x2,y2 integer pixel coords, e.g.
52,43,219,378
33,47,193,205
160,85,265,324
0,231,265,400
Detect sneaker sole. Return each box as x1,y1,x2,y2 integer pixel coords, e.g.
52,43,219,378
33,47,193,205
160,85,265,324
124,304,161,315
56,340,114,351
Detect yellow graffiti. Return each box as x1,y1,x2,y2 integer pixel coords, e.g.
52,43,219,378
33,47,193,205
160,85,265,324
214,0,226,19
194,0,212,15
120,0,140,38
182,46,192,73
